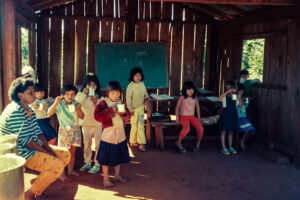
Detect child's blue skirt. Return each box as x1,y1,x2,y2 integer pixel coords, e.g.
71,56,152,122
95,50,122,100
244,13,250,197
37,118,57,141
237,117,255,135
97,140,130,166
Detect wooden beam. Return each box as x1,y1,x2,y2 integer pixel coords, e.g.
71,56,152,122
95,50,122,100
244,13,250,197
144,0,297,6
189,3,234,20
29,0,74,11
218,4,245,16
1,0,16,106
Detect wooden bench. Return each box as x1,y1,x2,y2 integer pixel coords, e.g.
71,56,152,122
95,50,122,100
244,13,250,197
151,115,219,151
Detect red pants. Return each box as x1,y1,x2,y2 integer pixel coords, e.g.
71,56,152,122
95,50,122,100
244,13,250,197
179,116,203,140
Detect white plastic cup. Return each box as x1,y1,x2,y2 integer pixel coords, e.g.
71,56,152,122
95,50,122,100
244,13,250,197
89,88,95,96
231,94,237,100
39,103,44,110
68,104,76,113
245,97,249,104
117,104,125,112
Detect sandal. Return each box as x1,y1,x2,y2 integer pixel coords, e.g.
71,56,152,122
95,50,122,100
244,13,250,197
193,147,200,152
138,144,146,152
103,180,115,187
175,141,187,153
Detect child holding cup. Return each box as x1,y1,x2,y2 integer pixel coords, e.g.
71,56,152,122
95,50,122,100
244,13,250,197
126,67,149,152
48,84,84,176
94,81,131,187
75,74,103,174
218,81,238,155
31,83,57,145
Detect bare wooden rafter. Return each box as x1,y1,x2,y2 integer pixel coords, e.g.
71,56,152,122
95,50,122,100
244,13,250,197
144,0,297,6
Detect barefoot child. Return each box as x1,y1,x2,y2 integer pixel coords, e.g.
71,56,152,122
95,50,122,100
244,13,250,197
94,81,131,187
236,83,255,150
175,81,203,153
48,84,84,176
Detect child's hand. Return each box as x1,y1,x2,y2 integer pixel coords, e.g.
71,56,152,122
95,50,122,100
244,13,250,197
130,112,134,116
33,104,39,110
112,106,117,113
117,111,126,116
90,96,97,105
54,96,63,104
83,88,89,95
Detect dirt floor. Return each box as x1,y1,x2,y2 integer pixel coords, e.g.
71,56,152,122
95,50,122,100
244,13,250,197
24,140,300,200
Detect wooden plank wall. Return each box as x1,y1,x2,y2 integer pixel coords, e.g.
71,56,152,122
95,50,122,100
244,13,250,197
217,18,300,158
36,0,208,97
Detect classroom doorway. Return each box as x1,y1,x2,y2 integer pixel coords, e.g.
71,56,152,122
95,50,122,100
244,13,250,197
241,38,265,82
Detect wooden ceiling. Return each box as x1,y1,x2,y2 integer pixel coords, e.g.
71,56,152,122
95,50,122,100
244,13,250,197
25,0,298,21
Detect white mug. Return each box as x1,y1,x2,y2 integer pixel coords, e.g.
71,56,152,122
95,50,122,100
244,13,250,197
117,104,125,112
231,94,237,100
68,104,76,113
89,88,95,96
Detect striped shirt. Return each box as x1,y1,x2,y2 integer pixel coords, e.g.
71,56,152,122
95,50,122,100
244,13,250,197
56,100,79,126
0,101,43,160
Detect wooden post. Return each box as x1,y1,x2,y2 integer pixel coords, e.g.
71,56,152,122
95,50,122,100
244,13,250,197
1,0,16,106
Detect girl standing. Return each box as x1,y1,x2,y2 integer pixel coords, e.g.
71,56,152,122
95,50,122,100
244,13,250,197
126,67,149,152
76,74,103,174
48,84,84,176
94,81,131,187
218,81,238,155
175,81,203,153
236,83,255,150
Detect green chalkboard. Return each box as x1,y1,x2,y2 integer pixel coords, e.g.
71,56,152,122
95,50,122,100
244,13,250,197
96,43,167,89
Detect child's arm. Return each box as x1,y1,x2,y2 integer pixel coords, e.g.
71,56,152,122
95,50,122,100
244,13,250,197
195,99,201,120
218,89,235,101
126,84,134,113
94,100,116,122
120,101,131,123
76,103,84,119
175,96,183,125
47,96,63,116
237,94,243,108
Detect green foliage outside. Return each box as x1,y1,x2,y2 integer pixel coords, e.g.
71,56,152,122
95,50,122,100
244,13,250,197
241,39,265,82
21,27,29,67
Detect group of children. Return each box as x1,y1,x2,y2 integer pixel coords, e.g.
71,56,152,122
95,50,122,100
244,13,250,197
30,67,255,186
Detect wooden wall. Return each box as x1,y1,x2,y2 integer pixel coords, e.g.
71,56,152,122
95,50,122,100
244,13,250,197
36,0,209,97
217,17,300,159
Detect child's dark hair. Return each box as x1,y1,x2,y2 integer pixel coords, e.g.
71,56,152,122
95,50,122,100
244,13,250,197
181,81,198,98
81,75,101,98
237,83,245,95
34,83,45,92
8,77,34,101
240,69,249,76
60,84,78,95
128,67,144,82
225,81,237,91
106,81,122,93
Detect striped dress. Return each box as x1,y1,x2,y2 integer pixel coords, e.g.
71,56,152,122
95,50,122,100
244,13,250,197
0,101,43,160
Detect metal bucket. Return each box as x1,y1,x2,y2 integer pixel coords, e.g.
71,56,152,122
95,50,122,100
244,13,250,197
0,155,26,200
0,143,15,155
0,135,18,154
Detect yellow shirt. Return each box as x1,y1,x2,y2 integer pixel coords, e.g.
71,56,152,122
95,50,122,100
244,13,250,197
126,81,149,112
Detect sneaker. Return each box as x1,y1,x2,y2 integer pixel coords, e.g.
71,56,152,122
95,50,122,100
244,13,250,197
221,148,230,155
88,165,101,174
228,147,237,154
80,163,91,171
